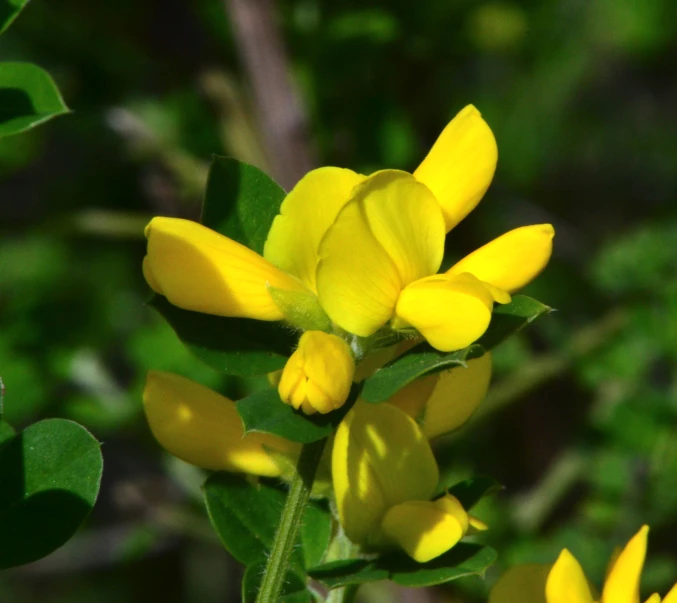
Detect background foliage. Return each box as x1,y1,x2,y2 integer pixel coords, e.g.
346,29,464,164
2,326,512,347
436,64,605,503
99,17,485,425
1,0,676,601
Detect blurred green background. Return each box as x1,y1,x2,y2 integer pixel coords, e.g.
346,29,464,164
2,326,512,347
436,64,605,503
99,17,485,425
1,0,677,601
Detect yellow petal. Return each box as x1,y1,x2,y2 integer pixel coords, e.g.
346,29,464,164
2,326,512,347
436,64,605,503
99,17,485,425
662,582,677,603
386,373,439,421
278,331,355,414
144,217,307,320
263,167,366,291
421,353,492,438
332,402,438,547
602,526,649,603
448,224,555,293
413,105,497,231
546,549,595,603
317,170,445,337
381,494,468,563
644,595,661,603
394,273,494,352
489,564,551,603
143,371,299,476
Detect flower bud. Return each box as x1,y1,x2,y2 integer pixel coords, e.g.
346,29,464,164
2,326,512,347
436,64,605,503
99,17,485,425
278,331,355,414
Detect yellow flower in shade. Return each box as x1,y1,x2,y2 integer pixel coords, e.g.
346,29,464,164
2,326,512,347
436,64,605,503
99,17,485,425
332,402,486,563
143,371,300,477
387,352,492,438
144,104,554,354
489,525,677,603
278,331,355,414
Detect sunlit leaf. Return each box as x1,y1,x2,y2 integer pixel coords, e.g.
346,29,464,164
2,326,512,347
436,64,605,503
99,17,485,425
236,387,357,444
362,296,551,403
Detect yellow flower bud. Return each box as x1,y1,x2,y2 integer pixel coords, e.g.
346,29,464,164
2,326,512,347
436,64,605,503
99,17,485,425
278,331,355,415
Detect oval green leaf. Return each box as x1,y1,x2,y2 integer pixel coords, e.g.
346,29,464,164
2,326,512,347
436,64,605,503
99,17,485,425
0,418,103,569
201,156,285,255
0,0,29,35
308,543,497,589
362,296,551,403
149,295,297,376
0,62,69,138
235,387,357,444
203,473,331,571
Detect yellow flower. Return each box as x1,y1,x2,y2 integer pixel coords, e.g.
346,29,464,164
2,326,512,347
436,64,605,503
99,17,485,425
387,352,492,438
278,331,355,414
332,401,485,563
489,525,677,603
266,105,553,352
143,371,300,477
144,104,554,354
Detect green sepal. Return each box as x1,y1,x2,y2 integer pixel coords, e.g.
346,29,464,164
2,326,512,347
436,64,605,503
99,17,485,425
201,155,285,255
362,295,551,403
268,285,332,332
149,295,296,376
309,542,497,589
203,473,331,571
0,418,103,569
0,62,70,138
235,386,358,444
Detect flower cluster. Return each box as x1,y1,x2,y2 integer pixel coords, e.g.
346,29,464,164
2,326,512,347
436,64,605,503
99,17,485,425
141,105,554,564
143,105,554,414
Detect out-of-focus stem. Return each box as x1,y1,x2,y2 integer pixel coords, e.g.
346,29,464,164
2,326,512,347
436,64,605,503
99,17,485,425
223,0,317,189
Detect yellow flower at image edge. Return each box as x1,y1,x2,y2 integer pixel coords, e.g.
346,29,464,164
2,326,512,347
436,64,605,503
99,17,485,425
142,104,555,356
143,371,300,477
332,402,486,563
489,525,677,603
278,330,355,414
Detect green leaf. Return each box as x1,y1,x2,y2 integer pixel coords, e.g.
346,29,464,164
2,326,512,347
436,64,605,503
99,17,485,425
150,295,296,376
0,418,103,569
203,473,331,570
0,0,28,35
300,498,332,568
242,559,311,603
361,345,483,404
201,156,285,255
439,476,503,508
361,295,551,403
309,543,496,589
0,63,69,138
235,387,357,444
476,295,552,351
0,420,15,448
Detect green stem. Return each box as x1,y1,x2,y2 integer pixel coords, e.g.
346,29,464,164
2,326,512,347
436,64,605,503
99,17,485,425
255,438,327,603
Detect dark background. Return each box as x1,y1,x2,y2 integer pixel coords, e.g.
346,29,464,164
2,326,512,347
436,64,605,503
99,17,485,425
1,0,676,600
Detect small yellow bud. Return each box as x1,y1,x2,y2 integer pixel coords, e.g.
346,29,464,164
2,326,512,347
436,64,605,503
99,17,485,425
278,331,355,414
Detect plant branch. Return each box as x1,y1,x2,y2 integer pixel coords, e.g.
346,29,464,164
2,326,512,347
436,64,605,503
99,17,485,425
255,437,327,603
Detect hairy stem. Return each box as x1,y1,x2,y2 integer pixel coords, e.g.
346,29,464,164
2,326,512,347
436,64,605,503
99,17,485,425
255,438,327,603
